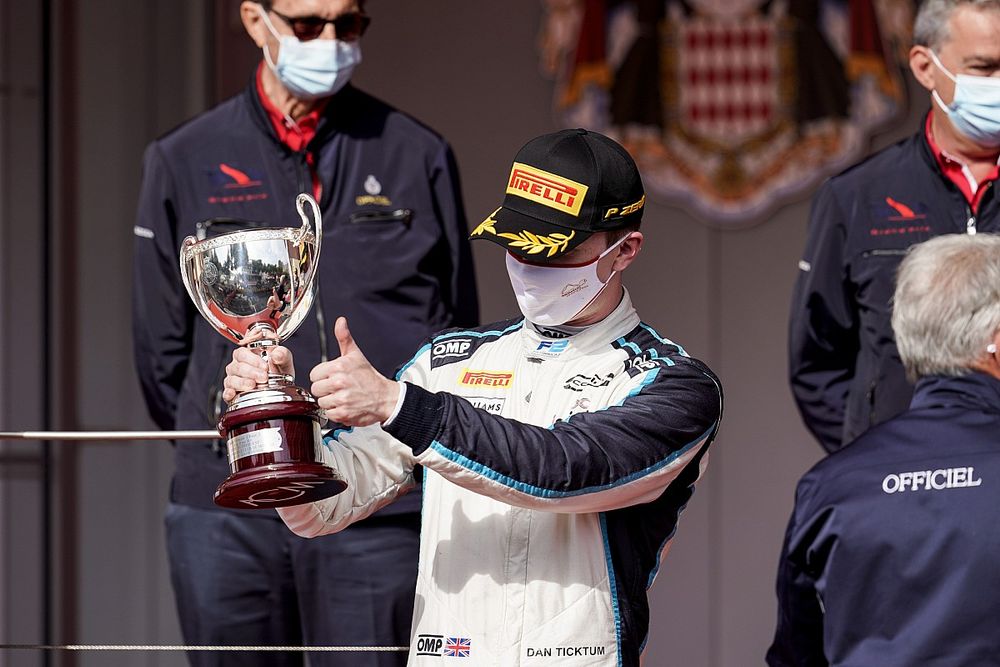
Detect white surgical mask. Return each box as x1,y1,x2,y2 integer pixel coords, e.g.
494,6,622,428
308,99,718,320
259,7,361,101
930,50,1000,148
505,235,630,326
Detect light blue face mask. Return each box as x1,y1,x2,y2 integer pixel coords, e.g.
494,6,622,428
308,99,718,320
259,7,361,101
930,50,1000,148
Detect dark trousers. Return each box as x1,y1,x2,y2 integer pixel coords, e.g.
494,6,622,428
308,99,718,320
165,502,419,667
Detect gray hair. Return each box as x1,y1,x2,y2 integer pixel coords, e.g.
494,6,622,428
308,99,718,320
892,233,1000,381
914,0,1000,49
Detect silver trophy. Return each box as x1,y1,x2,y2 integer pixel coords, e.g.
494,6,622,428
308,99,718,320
179,193,346,508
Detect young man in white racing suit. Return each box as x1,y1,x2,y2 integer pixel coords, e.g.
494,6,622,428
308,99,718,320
223,129,723,665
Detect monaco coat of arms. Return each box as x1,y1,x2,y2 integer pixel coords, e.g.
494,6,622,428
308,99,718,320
540,0,914,225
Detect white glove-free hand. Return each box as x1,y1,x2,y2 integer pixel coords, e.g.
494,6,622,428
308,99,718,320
222,344,295,404
309,317,401,427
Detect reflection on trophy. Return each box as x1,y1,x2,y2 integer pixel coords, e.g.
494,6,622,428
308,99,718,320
179,193,347,508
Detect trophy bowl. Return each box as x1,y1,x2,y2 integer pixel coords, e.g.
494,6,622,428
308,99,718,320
179,193,347,509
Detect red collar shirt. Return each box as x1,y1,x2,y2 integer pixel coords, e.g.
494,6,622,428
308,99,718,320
256,63,325,200
925,114,1000,215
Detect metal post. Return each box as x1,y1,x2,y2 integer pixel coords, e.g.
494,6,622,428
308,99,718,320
40,0,53,662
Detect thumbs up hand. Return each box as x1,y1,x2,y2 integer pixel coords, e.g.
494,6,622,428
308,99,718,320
309,317,401,427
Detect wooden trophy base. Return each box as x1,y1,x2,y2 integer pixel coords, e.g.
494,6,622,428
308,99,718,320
214,462,347,509
215,384,348,509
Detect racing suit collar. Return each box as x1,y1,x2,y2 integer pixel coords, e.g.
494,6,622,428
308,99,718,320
520,288,641,361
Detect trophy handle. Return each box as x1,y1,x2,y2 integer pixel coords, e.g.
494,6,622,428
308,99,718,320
295,193,323,293
179,236,198,307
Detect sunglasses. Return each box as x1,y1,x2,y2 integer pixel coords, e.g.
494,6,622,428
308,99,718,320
267,7,370,42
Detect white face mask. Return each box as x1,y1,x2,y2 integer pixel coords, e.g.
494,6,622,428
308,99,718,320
929,50,1000,148
259,7,361,101
505,235,630,326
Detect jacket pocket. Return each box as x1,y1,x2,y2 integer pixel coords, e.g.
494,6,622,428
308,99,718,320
860,248,908,258
348,208,412,225
328,209,418,291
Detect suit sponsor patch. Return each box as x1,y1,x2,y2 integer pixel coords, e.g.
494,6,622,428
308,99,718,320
415,633,472,658
463,396,506,414
535,340,569,357
564,372,614,392
622,351,668,377
430,338,475,368
415,634,444,656
459,370,514,388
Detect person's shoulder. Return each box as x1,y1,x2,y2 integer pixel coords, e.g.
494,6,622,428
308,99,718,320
796,414,918,503
398,318,524,376
341,86,451,151
622,321,722,405
428,318,525,350
623,321,711,372
148,90,251,154
822,130,924,193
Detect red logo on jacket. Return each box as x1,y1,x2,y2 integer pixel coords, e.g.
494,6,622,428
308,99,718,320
206,163,268,204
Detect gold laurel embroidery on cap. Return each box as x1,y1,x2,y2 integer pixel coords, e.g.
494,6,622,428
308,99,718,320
471,208,501,237
497,229,575,257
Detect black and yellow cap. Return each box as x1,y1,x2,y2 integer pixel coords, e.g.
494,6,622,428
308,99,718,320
470,129,645,259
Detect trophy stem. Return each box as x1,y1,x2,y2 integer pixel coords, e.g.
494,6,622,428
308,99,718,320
246,323,293,387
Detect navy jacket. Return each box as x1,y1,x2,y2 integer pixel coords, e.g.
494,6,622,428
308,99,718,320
768,372,1000,667
133,80,478,511
788,120,1000,452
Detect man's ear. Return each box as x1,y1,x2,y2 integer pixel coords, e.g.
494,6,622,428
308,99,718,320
909,45,936,93
612,231,644,272
241,1,269,49
972,330,1000,379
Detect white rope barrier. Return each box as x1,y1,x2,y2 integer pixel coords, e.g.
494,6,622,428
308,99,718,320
0,643,408,652
0,430,220,441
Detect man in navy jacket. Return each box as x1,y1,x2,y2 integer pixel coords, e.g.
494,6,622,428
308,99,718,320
788,0,1000,453
769,233,1000,666
132,1,477,665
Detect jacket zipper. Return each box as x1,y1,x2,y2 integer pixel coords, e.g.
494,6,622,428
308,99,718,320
296,151,329,362
965,181,995,235
970,181,996,235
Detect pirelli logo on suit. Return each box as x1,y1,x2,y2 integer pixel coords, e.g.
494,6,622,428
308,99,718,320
458,370,514,388
506,163,588,216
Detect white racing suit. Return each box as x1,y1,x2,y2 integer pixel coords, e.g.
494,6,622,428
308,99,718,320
279,292,723,665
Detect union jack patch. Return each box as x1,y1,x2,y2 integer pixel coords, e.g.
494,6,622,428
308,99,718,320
443,637,471,657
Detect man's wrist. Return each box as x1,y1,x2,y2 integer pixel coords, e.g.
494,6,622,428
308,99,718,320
381,381,406,427
381,383,445,455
